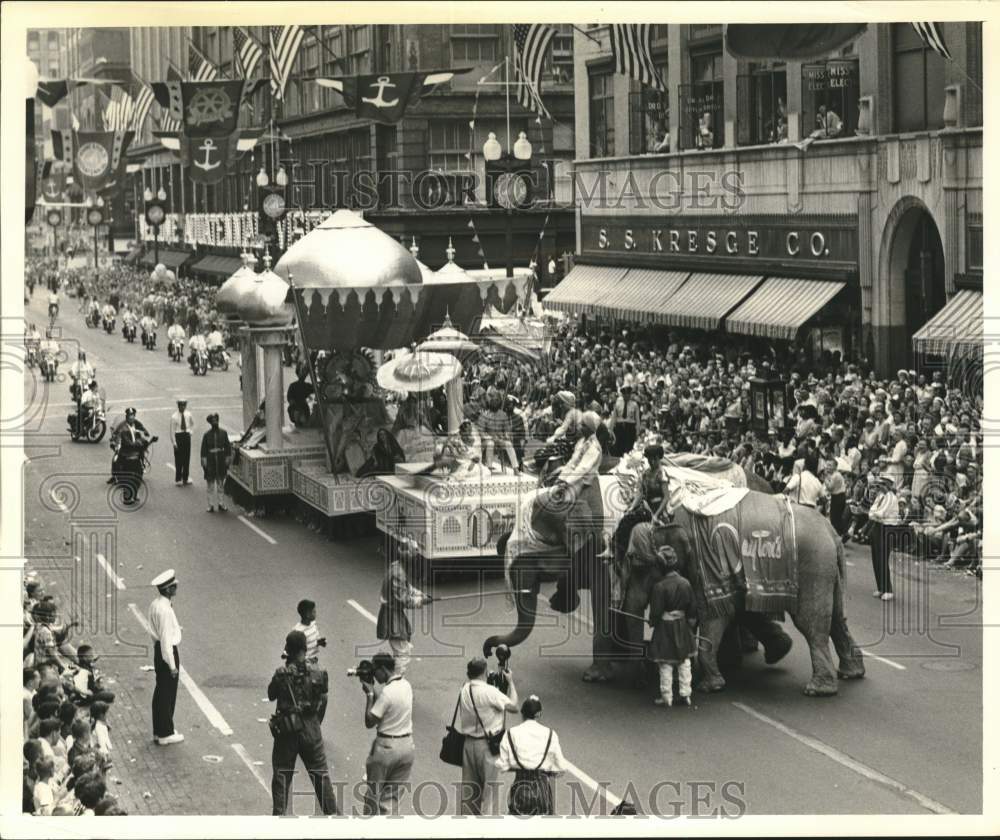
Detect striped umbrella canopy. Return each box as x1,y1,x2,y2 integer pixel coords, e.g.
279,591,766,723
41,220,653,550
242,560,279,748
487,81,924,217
376,349,462,393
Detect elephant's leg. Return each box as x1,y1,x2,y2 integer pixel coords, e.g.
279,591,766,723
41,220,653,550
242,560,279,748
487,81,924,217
584,551,616,683
790,606,839,697
739,612,794,665
696,616,730,693
831,577,866,680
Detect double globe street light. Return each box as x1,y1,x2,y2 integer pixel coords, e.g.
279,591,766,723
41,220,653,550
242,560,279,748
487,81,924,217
483,130,533,278
143,186,168,266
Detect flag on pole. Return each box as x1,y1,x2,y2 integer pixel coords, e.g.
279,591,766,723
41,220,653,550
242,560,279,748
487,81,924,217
269,25,305,100
103,86,135,132
188,44,220,82
131,76,155,133
911,22,952,60
234,27,265,77
158,64,184,132
512,24,556,117
609,23,666,91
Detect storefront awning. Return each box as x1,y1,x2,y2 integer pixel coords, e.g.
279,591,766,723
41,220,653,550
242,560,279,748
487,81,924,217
543,264,628,315
656,272,764,331
725,277,845,340
912,290,983,356
597,268,691,322
140,248,192,271
191,255,245,279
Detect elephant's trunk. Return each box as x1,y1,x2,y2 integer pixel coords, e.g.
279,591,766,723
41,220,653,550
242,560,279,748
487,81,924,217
483,577,539,657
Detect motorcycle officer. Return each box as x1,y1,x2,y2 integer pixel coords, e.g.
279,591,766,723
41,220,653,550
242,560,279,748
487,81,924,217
47,289,60,321
206,324,225,367
25,323,42,367
86,296,101,326
140,313,158,349
68,352,95,401
167,321,187,360
101,300,117,329
187,332,208,372
39,329,60,378
77,380,103,430
109,408,154,496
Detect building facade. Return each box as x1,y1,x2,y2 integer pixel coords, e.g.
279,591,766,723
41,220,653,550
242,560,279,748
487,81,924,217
563,23,983,376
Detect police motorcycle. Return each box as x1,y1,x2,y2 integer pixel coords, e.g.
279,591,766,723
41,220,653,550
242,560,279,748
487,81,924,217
84,306,101,329
143,327,157,351
168,335,185,362
109,411,158,506
102,312,116,335
39,338,60,383
67,383,107,443
122,320,137,343
24,327,40,369
208,345,230,372
191,347,209,376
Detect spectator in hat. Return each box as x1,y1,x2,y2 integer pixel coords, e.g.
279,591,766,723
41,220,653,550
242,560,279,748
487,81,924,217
648,546,697,707
169,398,194,486
200,412,231,513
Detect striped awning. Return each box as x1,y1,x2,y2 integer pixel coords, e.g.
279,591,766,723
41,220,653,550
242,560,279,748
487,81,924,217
598,268,691,322
543,264,628,315
912,290,983,356
656,272,764,331
725,277,845,340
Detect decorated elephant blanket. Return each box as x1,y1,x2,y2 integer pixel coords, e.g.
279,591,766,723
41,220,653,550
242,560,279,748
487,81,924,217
674,492,798,618
662,452,747,488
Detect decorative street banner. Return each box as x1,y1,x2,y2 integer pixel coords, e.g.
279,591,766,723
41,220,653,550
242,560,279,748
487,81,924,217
151,79,263,137
180,132,241,185
39,161,69,202
51,128,134,193
316,70,468,123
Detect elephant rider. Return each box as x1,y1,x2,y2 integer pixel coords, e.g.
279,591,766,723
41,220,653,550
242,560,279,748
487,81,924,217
532,392,580,476
535,410,606,614
613,444,670,570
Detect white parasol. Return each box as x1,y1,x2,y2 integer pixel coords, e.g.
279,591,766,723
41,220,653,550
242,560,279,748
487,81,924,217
376,349,462,393
416,312,479,356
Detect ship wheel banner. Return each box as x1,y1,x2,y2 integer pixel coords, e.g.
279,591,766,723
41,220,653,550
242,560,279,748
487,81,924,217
51,128,134,193
151,78,264,137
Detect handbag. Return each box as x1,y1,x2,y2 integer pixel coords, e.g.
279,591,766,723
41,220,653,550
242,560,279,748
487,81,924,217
268,671,305,739
439,694,465,766
469,685,504,757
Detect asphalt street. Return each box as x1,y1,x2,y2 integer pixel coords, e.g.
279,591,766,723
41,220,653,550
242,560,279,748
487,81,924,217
20,291,983,817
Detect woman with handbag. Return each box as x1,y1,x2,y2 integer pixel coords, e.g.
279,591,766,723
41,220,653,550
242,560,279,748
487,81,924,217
496,696,568,815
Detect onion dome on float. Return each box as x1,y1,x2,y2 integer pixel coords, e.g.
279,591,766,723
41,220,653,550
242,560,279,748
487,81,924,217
216,251,259,321
427,238,475,284
408,237,436,283
273,208,422,288
235,252,294,327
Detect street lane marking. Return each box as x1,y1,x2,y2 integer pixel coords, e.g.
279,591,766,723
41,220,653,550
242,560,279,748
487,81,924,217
95,553,125,591
859,649,906,670
232,743,270,792
732,702,954,814
347,599,379,624
345,596,624,810
238,515,277,545
128,603,234,737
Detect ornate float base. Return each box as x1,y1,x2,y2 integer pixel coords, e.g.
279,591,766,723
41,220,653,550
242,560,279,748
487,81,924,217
227,428,327,497
291,462,392,517
375,471,539,560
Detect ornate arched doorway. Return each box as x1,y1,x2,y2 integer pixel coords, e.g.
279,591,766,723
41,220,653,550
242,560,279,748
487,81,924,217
877,199,947,374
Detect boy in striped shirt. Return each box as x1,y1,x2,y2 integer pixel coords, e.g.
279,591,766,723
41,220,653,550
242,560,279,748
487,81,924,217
292,600,326,664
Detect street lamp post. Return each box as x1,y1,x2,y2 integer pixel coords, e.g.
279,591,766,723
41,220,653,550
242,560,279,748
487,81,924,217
87,196,105,273
483,130,533,278
143,187,167,266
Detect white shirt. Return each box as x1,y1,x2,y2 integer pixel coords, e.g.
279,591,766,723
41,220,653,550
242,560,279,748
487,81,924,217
148,594,182,669
188,335,207,352
207,330,224,349
93,719,112,756
869,489,900,525
69,361,94,381
122,311,136,325
169,409,194,445
40,339,59,356
557,435,603,490
140,316,156,331
80,389,101,408
784,470,827,508
167,324,186,340
456,679,516,736
48,293,59,305
496,719,568,774
371,676,413,736
102,304,116,317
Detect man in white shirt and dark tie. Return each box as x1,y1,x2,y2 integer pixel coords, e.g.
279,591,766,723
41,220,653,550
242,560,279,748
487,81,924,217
148,569,184,745
169,399,194,486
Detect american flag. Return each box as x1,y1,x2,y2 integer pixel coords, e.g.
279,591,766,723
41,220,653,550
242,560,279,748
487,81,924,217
188,44,219,82
610,24,666,91
234,27,264,77
269,25,305,100
131,76,156,133
911,22,952,60
513,23,557,118
104,86,135,132
158,63,184,132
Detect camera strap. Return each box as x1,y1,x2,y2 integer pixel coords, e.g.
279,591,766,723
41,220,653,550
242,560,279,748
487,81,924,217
282,669,302,713
468,684,493,737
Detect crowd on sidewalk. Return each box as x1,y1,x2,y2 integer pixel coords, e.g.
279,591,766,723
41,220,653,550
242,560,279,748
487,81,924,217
21,567,127,816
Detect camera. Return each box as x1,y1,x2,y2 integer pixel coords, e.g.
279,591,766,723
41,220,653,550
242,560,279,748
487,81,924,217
487,644,511,693
346,660,375,684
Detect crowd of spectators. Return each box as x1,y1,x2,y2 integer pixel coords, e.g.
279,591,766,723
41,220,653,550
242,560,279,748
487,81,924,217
457,315,983,575
22,568,127,816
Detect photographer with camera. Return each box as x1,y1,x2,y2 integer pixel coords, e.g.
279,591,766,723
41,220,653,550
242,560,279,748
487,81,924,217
267,630,339,816
358,652,414,815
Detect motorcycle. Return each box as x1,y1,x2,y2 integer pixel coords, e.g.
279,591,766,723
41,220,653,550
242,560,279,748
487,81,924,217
39,353,58,383
85,309,100,329
123,322,137,343
25,344,39,369
102,315,115,335
208,346,230,372
67,394,107,443
143,330,157,351
190,349,208,376
168,337,184,362
111,431,159,507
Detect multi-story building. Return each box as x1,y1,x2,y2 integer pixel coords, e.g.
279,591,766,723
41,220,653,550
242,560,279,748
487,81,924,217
558,23,982,376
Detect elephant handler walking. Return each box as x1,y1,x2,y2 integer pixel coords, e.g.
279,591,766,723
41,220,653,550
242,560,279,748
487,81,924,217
647,546,698,707
376,538,433,675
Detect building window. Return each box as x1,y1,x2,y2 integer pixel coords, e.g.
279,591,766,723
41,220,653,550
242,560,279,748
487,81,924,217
450,24,500,63
801,59,859,138
679,50,723,150
892,23,947,132
737,63,787,146
428,120,472,173
588,67,615,157
28,31,39,51
346,24,371,75
303,41,321,113
629,59,669,154
47,31,59,50
967,219,983,273
548,24,574,83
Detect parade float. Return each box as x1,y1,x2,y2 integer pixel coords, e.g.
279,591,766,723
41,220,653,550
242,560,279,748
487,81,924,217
231,209,540,552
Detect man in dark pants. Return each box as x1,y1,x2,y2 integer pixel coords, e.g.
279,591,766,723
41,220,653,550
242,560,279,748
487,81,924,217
201,412,232,513
868,477,899,601
268,631,339,816
169,399,193,486
147,570,183,745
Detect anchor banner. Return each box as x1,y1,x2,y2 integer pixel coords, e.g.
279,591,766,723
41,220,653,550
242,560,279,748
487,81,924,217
51,129,134,193
316,71,465,124
181,132,242,185
151,79,263,137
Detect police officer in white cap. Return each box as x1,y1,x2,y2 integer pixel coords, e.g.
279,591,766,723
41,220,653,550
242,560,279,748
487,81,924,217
148,569,183,745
